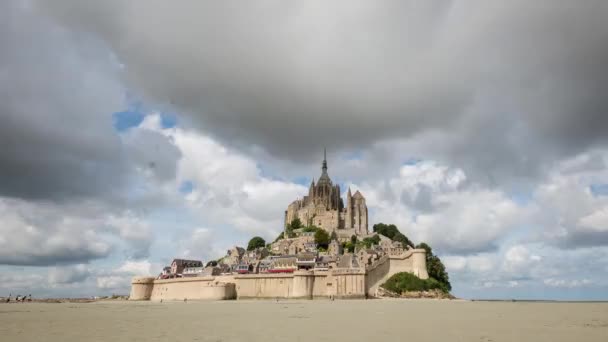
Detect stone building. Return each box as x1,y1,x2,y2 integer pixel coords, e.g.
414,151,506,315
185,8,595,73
170,259,203,275
284,150,368,238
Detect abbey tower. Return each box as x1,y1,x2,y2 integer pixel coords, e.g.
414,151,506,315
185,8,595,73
284,150,368,238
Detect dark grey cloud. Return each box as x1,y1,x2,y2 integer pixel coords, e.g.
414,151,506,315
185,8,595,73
0,198,111,266
35,0,608,187
48,265,91,285
0,2,184,266
0,1,126,201
0,2,181,204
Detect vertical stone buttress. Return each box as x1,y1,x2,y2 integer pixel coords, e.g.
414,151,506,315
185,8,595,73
354,199,360,230
359,197,368,234
345,187,353,229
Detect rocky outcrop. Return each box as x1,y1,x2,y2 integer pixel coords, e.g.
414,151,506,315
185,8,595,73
376,287,456,299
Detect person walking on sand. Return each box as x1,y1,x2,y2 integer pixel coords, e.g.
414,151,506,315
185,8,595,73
5,294,10,303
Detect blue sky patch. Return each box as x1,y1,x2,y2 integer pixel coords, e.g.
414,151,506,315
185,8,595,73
113,109,145,132
160,113,178,129
403,157,422,165
590,184,608,196
179,180,194,194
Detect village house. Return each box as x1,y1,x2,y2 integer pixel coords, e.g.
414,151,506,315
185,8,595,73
182,266,205,277
170,259,203,275
296,252,317,270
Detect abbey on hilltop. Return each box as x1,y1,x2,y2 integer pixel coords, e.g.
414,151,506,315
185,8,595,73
131,149,433,302
284,150,368,237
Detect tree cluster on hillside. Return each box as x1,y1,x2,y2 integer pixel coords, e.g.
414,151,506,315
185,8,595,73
415,242,451,291
373,223,414,248
360,235,381,249
314,228,330,250
282,218,302,238
373,222,451,292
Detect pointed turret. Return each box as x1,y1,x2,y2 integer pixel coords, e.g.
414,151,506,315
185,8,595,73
345,187,353,229
308,178,315,198
322,148,327,172
318,148,331,186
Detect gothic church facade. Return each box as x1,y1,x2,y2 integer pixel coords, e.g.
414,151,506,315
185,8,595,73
284,151,368,238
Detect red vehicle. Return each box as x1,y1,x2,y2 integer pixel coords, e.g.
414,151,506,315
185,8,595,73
236,264,250,274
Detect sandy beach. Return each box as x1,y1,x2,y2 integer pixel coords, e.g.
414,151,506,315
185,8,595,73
1,299,607,342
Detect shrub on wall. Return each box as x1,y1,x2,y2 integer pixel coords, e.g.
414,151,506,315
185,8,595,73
381,272,449,294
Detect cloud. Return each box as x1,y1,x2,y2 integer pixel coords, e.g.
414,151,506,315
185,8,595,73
115,260,152,275
544,278,592,288
0,197,161,266
96,260,154,291
166,122,307,238
48,265,91,285
0,1,127,201
96,276,128,290
178,228,216,261
1,1,608,301
0,198,112,266
358,161,525,254
0,273,45,292
35,0,608,187
531,151,608,247
105,212,153,259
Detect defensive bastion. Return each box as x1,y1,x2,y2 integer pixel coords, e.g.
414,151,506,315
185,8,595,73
130,249,428,301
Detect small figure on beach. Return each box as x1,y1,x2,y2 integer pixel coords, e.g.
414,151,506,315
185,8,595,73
27,294,32,302
5,294,10,303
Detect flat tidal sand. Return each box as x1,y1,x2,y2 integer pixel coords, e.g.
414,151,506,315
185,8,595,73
1,300,607,342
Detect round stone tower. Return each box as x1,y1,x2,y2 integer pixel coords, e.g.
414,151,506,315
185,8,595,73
129,277,155,300
411,250,430,279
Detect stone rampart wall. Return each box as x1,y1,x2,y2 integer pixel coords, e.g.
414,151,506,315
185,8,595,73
148,277,236,301
130,250,427,301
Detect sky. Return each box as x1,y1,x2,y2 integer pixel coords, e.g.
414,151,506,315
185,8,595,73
1,0,608,300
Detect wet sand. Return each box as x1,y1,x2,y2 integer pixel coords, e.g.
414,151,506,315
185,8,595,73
1,299,607,342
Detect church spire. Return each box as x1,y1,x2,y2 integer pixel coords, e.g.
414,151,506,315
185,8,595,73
322,148,328,173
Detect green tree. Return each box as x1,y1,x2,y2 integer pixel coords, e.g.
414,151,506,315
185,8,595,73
314,229,330,249
416,242,451,291
289,218,303,230
381,272,448,293
373,223,399,239
373,223,415,248
302,225,319,233
361,234,381,248
344,242,355,253
247,236,266,251
205,260,218,267
393,232,414,248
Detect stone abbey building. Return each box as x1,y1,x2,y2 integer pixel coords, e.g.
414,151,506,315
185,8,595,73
284,151,368,237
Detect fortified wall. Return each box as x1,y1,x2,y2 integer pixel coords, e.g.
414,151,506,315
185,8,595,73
130,249,428,301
